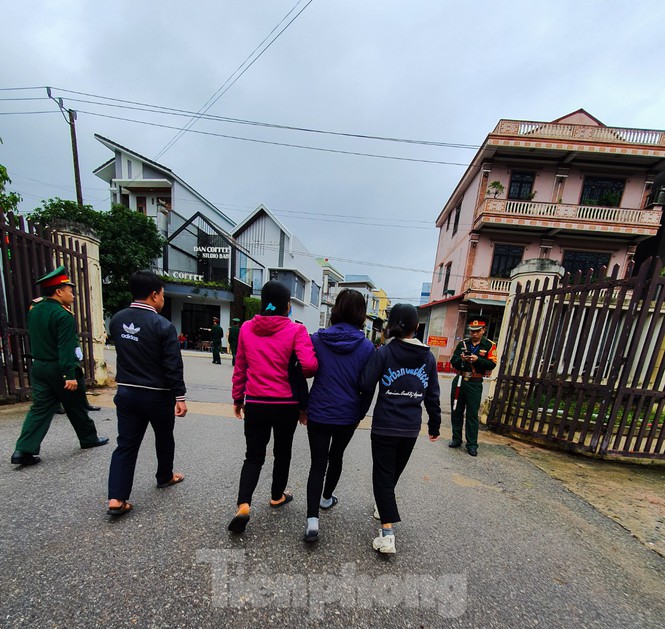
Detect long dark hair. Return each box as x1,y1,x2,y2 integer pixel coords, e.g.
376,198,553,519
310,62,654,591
386,303,419,339
260,280,291,316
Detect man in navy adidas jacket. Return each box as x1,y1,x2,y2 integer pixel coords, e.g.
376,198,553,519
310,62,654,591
106,271,187,517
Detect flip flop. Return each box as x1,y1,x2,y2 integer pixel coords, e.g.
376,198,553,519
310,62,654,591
270,492,293,508
157,473,185,488
228,513,250,533
107,501,133,517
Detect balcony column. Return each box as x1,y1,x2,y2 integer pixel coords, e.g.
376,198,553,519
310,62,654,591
463,233,480,294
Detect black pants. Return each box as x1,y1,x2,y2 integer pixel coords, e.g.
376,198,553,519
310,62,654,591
371,433,417,524
236,403,299,505
108,387,176,501
306,420,356,518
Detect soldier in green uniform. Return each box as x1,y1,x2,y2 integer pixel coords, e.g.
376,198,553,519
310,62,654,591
10,266,109,466
227,317,241,366
449,317,497,457
211,316,224,364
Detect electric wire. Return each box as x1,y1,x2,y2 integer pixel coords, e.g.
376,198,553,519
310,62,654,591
154,0,315,160
75,109,470,166
48,92,479,149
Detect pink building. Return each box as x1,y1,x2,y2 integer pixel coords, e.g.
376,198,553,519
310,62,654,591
421,110,665,365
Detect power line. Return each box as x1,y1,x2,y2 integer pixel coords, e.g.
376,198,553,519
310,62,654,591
0,97,49,101
76,109,470,166
0,110,58,115
0,86,45,91
154,0,315,160
49,92,479,150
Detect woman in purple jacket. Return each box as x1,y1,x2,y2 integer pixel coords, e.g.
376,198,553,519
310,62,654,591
228,280,318,534
303,289,375,542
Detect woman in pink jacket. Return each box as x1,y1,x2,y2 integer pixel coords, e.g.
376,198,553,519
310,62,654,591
228,280,318,533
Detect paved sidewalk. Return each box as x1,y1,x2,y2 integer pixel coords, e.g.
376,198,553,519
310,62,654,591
1,351,664,627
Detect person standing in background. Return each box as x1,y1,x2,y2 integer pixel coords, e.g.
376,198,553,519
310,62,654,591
449,317,497,457
211,317,224,364
227,317,241,366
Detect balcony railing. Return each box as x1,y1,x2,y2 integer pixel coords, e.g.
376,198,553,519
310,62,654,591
463,276,510,298
475,199,661,235
492,120,665,146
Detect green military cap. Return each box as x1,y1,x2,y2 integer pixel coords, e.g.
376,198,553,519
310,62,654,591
232,317,241,322
36,265,76,288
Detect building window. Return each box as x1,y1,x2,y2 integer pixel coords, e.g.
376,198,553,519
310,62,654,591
310,281,320,306
443,263,452,294
136,196,147,215
127,160,132,179
508,172,535,200
490,244,524,278
452,203,462,236
437,264,444,282
561,250,611,277
446,213,452,232
271,270,305,302
580,177,625,207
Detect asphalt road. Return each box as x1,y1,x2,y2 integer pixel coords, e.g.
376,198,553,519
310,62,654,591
1,349,664,628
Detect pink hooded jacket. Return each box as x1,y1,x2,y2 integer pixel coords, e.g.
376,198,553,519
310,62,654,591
232,315,318,405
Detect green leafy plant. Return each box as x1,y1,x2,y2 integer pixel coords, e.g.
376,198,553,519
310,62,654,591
244,296,261,319
487,181,505,198
0,164,22,214
30,198,165,315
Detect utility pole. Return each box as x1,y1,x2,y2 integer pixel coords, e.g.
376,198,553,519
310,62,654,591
68,109,83,207
46,87,83,206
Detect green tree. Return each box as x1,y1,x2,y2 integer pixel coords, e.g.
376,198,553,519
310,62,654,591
243,296,261,320
31,198,165,315
0,164,22,213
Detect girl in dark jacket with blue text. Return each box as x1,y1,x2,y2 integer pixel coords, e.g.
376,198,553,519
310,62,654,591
359,303,441,554
302,289,375,542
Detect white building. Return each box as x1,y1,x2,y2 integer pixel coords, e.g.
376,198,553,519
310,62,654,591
232,205,323,332
317,258,344,328
94,135,252,344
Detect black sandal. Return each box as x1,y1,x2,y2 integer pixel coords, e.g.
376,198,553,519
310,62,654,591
270,492,293,508
107,501,133,517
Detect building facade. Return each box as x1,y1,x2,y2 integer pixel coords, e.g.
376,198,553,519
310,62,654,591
232,205,323,331
421,110,665,364
337,275,389,341
317,258,344,328
94,135,258,345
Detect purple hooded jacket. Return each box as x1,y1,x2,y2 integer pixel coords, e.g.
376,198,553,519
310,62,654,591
307,322,375,425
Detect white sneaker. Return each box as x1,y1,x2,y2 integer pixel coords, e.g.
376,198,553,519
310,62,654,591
372,530,396,554
373,505,380,520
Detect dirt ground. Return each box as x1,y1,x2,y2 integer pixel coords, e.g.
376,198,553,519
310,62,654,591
480,429,665,558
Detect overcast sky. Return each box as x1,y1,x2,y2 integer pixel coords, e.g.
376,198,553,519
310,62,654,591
2,0,665,304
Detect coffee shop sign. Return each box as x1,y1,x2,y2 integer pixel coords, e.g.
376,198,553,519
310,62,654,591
155,269,205,282
195,246,231,260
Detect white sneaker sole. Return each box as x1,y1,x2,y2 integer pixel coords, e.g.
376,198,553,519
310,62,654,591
372,536,396,554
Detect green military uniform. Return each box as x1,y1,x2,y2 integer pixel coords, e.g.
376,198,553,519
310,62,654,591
450,321,497,454
12,267,103,461
211,319,224,364
227,319,241,366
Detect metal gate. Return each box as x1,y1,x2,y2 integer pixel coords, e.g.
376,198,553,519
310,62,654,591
0,211,93,402
488,257,665,460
